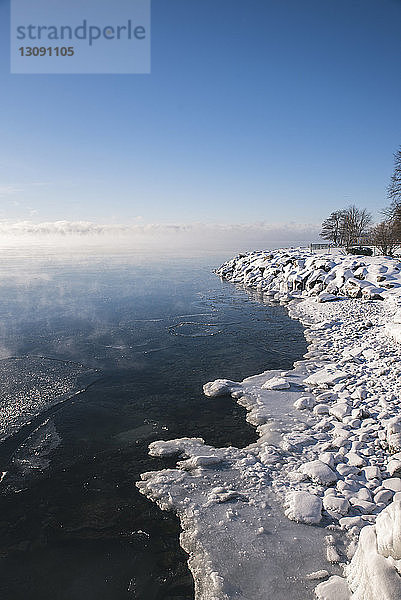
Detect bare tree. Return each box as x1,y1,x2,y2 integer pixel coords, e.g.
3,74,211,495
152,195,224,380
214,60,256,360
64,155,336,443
383,148,401,242
321,206,371,249
393,204,401,241
370,220,399,256
339,205,372,249
320,210,346,245
388,147,401,206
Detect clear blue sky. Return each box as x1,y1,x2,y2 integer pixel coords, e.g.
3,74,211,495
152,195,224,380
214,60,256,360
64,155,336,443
0,0,400,227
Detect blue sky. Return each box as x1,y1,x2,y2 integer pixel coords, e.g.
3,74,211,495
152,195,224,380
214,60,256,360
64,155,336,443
0,0,400,229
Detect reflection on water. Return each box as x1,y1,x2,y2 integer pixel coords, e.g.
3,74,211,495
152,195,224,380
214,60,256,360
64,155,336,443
0,244,307,600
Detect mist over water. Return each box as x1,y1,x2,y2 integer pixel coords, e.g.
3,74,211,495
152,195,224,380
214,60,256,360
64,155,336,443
0,238,307,600
0,220,318,256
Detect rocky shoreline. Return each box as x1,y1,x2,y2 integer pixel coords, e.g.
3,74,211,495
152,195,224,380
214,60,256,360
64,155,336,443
138,248,401,600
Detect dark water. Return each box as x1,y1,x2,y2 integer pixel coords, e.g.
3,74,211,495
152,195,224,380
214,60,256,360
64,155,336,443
0,246,307,600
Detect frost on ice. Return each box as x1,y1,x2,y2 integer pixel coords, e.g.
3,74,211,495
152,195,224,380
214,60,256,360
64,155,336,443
137,248,401,599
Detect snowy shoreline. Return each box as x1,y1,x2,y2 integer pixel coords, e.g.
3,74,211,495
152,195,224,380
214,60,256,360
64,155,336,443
138,247,401,600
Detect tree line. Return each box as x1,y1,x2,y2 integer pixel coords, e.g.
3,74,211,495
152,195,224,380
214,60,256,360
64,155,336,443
320,148,401,255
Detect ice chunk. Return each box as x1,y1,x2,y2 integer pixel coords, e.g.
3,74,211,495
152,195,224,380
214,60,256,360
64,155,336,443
339,516,364,530
306,570,329,580
294,395,316,410
148,437,204,457
319,452,336,469
314,403,330,415
284,491,322,524
376,500,401,559
388,459,401,477
374,490,394,505
346,524,401,599
315,575,351,599
207,486,248,504
203,379,240,397
261,376,290,390
349,498,376,514
304,369,349,387
346,453,367,468
362,466,382,481
180,455,224,470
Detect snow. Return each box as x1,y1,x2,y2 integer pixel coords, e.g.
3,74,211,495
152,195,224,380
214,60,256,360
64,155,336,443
261,376,290,390
284,490,323,524
382,478,401,493
137,247,401,599
203,379,241,397
346,518,401,599
322,494,350,516
304,368,350,386
148,437,205,457
376,500,401,559
294,395,316,410
300,460,338,485
387,417,401,453
329,402,351,420
315,575,351,600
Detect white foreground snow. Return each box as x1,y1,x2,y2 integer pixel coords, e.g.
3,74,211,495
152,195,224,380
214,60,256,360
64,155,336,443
138,247,401,599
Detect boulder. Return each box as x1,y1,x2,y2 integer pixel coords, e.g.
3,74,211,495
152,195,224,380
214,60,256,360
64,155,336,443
300,460,338,485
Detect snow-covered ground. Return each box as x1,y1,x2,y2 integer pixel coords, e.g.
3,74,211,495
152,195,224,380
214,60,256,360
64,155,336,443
138,248,401,599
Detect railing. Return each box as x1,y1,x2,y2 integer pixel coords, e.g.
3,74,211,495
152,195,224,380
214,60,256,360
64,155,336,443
310,239,373,253
309,243,332,252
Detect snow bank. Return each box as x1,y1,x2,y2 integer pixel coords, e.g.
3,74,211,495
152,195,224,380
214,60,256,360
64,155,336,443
138,247,401,599
316,501,401,599
343,501,401,600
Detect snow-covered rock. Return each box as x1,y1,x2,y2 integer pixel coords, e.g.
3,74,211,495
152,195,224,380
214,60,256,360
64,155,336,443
294,395,316,410
387,458,401,477
139,248,401,600
329,402,351,421
304,368,349,387
317,292,339,303
322,495,350,516
382,478,401,493
285,491,322,524
300,460,338,485
387,417,401,453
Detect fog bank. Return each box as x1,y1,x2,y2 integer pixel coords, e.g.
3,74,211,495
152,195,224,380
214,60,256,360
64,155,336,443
0,220,321,254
